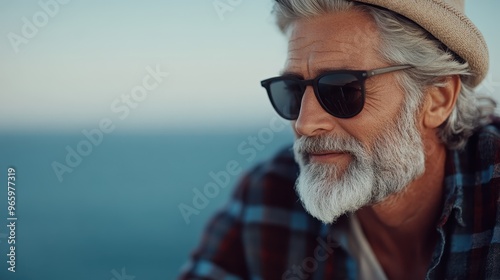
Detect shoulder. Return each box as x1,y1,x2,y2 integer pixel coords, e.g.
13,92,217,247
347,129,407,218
235,145,301,209
454,116,500,226
230,145,325,230
459,116,500,178
472,116,500,152
446,117,500,280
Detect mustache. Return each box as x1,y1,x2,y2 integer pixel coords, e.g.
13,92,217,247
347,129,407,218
293,134,365,155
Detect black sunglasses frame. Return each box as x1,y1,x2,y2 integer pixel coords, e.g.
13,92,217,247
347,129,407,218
260,65,413,120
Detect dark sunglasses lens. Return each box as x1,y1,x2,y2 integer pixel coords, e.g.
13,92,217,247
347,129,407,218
317,74,363,118
268,79,303,120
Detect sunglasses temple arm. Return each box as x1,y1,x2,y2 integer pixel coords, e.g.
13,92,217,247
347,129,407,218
367,65,413,77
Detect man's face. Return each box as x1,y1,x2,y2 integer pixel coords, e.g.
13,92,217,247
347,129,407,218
285,10,426,223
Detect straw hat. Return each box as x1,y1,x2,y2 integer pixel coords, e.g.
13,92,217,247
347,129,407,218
353,0,489,87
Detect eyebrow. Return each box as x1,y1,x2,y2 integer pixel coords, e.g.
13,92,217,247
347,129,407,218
280,66,351,78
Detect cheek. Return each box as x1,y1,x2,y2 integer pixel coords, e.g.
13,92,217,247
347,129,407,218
291,121,300,138
341,101,405,151
362,84,405,125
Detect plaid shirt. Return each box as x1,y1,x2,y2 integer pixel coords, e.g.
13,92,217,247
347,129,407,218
179,119,500,280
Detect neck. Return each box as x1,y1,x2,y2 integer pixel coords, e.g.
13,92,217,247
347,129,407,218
356,136,447,278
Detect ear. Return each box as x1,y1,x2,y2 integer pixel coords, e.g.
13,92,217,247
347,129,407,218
422,75,461,129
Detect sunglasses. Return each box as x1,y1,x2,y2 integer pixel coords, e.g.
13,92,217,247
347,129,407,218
260,65,413,120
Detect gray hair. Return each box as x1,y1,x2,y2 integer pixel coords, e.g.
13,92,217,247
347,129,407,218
273,0,497,149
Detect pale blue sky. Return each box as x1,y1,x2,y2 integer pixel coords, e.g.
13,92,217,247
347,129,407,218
1,0,499,131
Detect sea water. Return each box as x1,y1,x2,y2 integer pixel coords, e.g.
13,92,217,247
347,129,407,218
0,129,294,280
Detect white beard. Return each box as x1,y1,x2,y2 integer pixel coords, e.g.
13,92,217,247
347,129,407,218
293,108,426,224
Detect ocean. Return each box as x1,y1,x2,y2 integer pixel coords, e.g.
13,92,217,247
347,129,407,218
0,129,294,280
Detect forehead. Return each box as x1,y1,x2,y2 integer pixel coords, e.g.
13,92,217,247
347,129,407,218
284,10,382,78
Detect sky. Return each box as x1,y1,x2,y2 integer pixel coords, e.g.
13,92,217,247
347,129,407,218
1,0,499,132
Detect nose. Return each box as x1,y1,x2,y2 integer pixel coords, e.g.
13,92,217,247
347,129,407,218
294,86,337,137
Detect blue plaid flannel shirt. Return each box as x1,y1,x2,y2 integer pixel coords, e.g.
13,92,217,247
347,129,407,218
179,118,500,279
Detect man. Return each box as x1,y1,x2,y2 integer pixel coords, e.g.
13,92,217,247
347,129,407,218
180,0,499,279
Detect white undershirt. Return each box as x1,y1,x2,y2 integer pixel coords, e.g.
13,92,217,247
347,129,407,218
347,214,388,280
